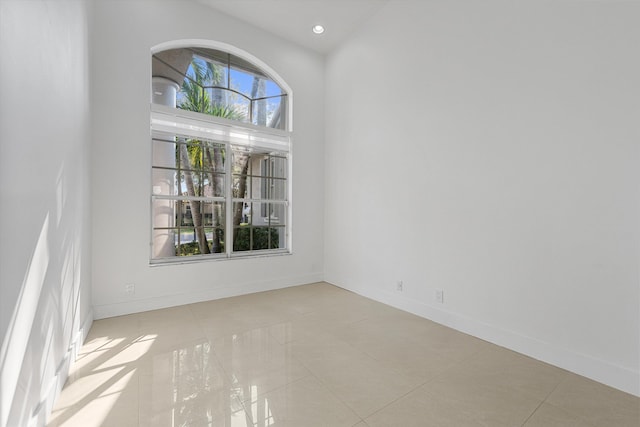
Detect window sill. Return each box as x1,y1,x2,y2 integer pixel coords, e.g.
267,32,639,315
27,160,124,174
149,249,291,267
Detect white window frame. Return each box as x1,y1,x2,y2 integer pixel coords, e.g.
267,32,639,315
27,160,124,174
150,104,292,264
151,39,294,131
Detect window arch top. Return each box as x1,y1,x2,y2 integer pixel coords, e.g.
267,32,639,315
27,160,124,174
152,47,288,130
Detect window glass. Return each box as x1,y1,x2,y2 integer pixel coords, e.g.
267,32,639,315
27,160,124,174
153,47,287,130
151,46,289,262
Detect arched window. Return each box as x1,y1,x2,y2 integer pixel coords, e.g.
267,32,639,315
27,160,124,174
153,46,288,129
150,42,291,262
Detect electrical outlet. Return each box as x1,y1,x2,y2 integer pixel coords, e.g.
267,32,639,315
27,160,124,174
435,289,444,304
396,280,403,292
125,283,135,295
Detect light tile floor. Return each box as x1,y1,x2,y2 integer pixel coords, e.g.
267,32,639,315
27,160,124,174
48,282,640,427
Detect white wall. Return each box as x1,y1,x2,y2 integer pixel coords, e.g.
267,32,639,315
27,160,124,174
325,0,639,396
0,1,93,425
91,0,325,318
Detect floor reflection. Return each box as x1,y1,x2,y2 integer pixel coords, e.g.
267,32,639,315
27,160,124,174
51,283,629,427
142,340,249,426
145,327,307,426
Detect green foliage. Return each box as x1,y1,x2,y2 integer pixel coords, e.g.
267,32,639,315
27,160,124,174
176,227,278,255
177,236,224,256
180,78,209,114
177,241,204,256
179,57,245,121
178,55,245,196
175,54,265,257
233,226,279,251
210,104,244,121
189,57,221,87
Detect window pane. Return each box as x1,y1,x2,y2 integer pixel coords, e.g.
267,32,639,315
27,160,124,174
152,138,177,168
152,199,176,229
270,203,286,224
177,200,194,226
176,201,221,229
232,175,250,199
269,226,286,249
177,228,199,256
261,203,285,225
207,87,229,108
204,87,249,122
177,82,207,114
208,227,225,254
233,226,249,252
151,227,175,258
232,202,250,226
258,155,287,178
152,47,287,131
253,227,278,250
231,150,250,173
252,96,285,129
205,173,224,197
231,150,251,198
253,177,287,201
251,98,268,127
232,226,280,252
202,201,225,227
176,228,191,255
229,67,253,98
200,143,225,171
185,139,205,170
179,171,207,197
175,227,223,256
270,156,287,179
230,95,250,123
264,80,283,98
152,169,178,196
254,200,266,221
192,55,227,88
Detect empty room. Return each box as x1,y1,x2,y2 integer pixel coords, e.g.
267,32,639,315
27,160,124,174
0,0,638,426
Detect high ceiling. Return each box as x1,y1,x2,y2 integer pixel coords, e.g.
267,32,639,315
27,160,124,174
196,0,389,54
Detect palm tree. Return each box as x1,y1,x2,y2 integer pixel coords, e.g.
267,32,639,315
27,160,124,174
178,58,244,254
178,56,271,254
230,76,266,248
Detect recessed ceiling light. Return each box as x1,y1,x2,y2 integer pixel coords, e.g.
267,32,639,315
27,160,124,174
312,25,325,35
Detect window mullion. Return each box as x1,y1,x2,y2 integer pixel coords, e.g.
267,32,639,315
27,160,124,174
225,142,233,257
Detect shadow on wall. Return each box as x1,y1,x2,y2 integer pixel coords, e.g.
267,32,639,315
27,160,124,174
1,164,89,427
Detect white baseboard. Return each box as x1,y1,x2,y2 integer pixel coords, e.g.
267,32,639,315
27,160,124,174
92,275,639,396
328,281,640,398
92,273,324,319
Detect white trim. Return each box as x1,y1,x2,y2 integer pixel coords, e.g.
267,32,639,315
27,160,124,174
92,274,324,319
150,107,292,261
149,40,293,263
287,135,294,252
151,105,290,152
150,249,291,266
150,39,293,132
327,281,640,397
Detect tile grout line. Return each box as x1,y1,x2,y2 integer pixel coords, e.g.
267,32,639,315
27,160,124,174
529,375,601,427
358,379,430,423
518,396,547,427
286,341,365,423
